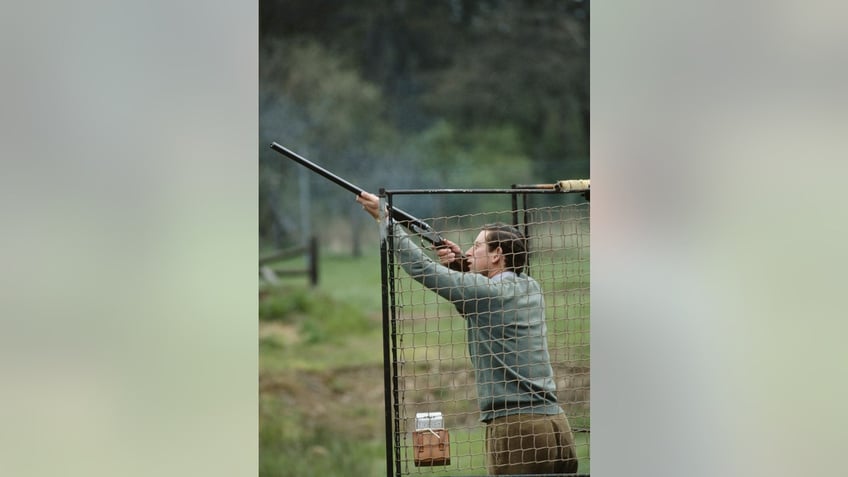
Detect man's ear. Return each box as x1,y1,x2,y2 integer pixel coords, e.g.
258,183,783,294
493,246,503,262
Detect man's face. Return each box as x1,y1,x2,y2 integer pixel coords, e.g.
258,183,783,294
465,230,499,277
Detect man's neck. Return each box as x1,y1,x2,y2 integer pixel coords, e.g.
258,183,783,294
488,269,513,281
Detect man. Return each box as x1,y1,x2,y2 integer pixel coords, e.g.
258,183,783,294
356,191,578,475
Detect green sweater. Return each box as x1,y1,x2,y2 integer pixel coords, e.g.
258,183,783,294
392,225,562,422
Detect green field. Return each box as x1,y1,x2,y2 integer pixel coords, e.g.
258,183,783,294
259,250,589,476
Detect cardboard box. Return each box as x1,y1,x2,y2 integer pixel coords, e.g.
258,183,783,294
413,429,450,466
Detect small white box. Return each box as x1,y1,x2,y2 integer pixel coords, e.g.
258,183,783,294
415,412,444,430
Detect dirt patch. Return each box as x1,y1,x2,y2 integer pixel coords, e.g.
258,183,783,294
261,364,387,439
259,321,301,346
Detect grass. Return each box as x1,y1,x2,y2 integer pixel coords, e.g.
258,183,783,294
259,252,385,372
259,394,386,477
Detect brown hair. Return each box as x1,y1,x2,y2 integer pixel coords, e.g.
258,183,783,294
482,223,527,275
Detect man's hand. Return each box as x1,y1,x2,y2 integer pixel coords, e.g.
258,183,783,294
355,191,381,220
436,239,470,272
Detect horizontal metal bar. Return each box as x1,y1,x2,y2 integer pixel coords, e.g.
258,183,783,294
384,188,550,194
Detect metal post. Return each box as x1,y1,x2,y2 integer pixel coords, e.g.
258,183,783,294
380,218,394,477
386,190,402,477
308,236,318,286
380,188,404,477
298,166,311,246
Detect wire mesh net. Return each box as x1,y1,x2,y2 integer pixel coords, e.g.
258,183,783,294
383,198,590,476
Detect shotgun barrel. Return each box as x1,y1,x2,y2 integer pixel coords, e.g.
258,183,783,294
270,142,447,247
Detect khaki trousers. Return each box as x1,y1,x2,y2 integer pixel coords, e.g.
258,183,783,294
485,413,578,475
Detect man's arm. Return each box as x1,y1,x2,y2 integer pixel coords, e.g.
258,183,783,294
393,224,499,306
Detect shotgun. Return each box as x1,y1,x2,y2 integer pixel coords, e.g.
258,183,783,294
270,142,448,247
